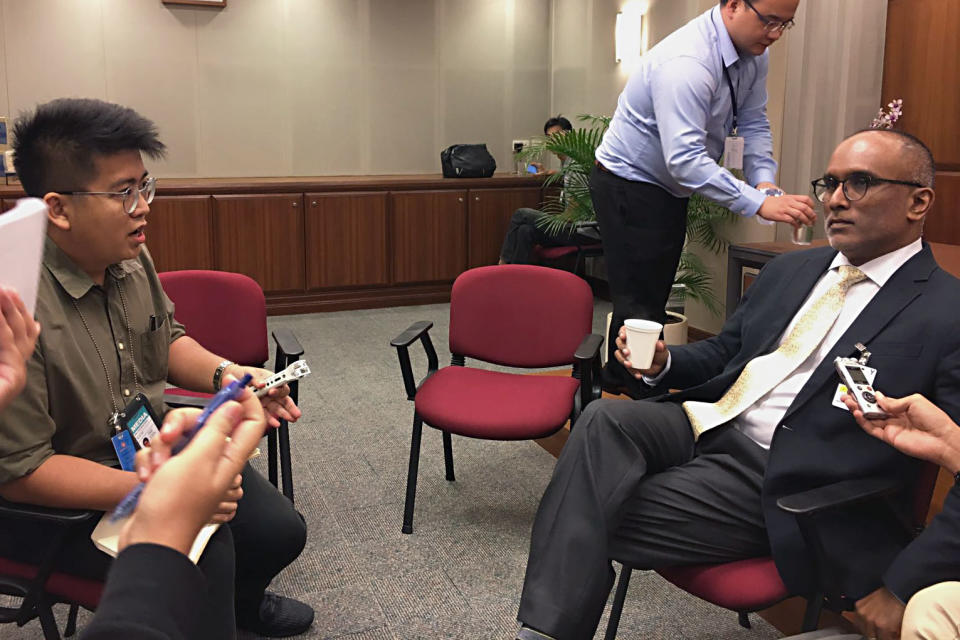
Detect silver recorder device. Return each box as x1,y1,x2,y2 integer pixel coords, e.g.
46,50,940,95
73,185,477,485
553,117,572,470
833,356,889,419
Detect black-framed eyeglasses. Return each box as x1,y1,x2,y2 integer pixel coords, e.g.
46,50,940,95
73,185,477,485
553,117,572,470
58,176,157,216
741,0,796,33
810,172,925,203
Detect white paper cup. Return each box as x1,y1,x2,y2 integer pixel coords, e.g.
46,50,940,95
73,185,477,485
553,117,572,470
623,319,663,370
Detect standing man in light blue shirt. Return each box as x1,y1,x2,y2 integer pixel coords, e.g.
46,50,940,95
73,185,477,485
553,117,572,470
595,0,815,394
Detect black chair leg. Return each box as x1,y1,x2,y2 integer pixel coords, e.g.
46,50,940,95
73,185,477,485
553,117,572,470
65,604,79,637
738,611,751,629
442,432,455,481
402,415,424,534
801,594,823,632
36,598,61,640
279,422,294,504
267,428,279,489
604,565,632,640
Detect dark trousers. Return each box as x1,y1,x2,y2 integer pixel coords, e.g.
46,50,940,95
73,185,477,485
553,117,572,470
500,208,598,265
0,464,306,638
518,399,770,640
590,166,688,380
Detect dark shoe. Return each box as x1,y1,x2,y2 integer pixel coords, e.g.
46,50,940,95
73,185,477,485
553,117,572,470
516,625,557,640
238,592,314,637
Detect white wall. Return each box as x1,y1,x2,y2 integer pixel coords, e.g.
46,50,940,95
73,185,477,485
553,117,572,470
0,0,552,178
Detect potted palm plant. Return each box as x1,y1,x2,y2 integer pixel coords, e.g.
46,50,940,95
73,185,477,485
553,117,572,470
517,114,737,343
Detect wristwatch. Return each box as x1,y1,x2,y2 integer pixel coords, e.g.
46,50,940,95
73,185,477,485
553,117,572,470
213,359,234,391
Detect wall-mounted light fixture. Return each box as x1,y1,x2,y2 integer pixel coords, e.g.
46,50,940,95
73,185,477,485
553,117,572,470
615,2,646,64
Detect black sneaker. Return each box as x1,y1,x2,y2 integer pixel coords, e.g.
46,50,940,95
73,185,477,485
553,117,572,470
238,592,314,637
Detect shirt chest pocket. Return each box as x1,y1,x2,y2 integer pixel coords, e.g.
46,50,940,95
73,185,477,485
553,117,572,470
137,325,170,384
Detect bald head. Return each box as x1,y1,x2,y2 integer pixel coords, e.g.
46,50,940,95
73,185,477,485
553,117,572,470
849,128,935,188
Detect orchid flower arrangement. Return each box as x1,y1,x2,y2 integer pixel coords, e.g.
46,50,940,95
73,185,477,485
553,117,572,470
871,98,904,129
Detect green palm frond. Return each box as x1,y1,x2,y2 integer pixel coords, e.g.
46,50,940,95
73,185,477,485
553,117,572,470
515,113,739,316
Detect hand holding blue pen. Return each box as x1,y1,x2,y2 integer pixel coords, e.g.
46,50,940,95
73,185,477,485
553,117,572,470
111,373,254,521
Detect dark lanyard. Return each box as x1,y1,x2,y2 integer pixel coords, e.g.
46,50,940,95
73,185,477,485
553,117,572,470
723,64,738,135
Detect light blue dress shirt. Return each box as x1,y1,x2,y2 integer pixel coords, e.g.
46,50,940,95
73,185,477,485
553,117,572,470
595,6,777,216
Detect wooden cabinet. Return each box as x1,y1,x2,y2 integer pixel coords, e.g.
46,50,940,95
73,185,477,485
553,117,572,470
466,187,543,268
0,199,14,213
213,194,305,293
390,190,467,284
147,195,214,272
305,192,388,289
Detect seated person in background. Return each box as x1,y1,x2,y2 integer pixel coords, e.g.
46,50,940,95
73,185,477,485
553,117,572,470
515,129,960,640
81,380,267,640
0,98,312,638
499,116,599,265
787,392,960,640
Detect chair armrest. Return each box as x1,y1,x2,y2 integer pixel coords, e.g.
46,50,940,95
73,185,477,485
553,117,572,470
272,327,304,360
572,333,605,425
390,321,438,401
164,393,207,409
391,321,434,348
0,498,98,525
777,476,900,517
575,220,599,230
575,333,604,362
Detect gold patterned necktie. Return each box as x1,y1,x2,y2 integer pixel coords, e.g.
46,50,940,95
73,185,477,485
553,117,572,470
683,265,868,438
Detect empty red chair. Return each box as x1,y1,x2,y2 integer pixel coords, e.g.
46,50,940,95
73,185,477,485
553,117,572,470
390,265,603,534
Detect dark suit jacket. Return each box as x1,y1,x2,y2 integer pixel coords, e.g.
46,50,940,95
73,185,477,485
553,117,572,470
79,544,202,639
651,242,960,601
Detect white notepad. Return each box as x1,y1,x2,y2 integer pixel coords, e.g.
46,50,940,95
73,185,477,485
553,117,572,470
0,198,48,314
92,515,219,565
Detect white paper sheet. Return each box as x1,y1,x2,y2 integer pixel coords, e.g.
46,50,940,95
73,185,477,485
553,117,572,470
0,198,48,314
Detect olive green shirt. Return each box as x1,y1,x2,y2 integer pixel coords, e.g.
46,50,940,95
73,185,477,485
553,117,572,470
0,238,185,484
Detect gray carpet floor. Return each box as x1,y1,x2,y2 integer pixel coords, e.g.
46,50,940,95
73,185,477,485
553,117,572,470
1,300,784,639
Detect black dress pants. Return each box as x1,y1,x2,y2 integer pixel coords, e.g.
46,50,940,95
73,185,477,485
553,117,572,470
518,399,770,640
589,166,689,383
500,208,599,265
0,464,306,639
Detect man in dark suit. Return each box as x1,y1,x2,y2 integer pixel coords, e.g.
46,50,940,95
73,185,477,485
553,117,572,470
515,128,960,640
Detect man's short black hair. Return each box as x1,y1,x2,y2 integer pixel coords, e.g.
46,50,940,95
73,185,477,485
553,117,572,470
12,98,166,197
851,128,936,188
543,116,573,134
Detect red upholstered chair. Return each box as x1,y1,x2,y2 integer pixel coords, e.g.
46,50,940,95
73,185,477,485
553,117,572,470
0,500,102,639
391,265,603,534
603,461,942,638
158,270,304,503
532,221,603,278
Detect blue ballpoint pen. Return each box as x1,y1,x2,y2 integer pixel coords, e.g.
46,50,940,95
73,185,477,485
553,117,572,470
110,373,254,521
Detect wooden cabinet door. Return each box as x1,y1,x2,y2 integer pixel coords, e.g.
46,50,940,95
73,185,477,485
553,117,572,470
213,194,305,293
883,0,960,243
305,192,388,289
390,190,467,284
466,187,543,268
146,195,214,272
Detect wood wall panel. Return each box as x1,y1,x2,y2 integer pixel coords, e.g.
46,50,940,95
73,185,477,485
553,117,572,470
923,172,960,245
213,194,305,293
391,190,467,284
305,192,388,289
146,195,214,272
466,187,543,268
883,0,960,170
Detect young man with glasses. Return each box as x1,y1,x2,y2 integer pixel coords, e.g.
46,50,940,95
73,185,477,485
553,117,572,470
516,129,960,640
595,0,816,396
0,98,313,638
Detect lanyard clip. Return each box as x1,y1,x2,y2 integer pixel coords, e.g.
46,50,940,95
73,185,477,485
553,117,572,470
108,411,122,434
854,342,871,366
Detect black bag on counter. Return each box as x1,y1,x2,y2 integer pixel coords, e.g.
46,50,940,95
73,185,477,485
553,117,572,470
440,144,496,178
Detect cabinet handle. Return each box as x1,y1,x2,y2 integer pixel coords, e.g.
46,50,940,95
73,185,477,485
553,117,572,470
474,196,480,201
311,201,317,206
458,197,464,203
292,201,298,207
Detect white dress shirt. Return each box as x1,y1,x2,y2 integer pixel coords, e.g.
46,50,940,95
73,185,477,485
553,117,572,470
645,240,923,448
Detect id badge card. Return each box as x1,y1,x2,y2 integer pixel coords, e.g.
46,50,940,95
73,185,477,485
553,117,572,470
111,430,137,471
117,393,162,449
724,135,744,170
832,366,877,410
